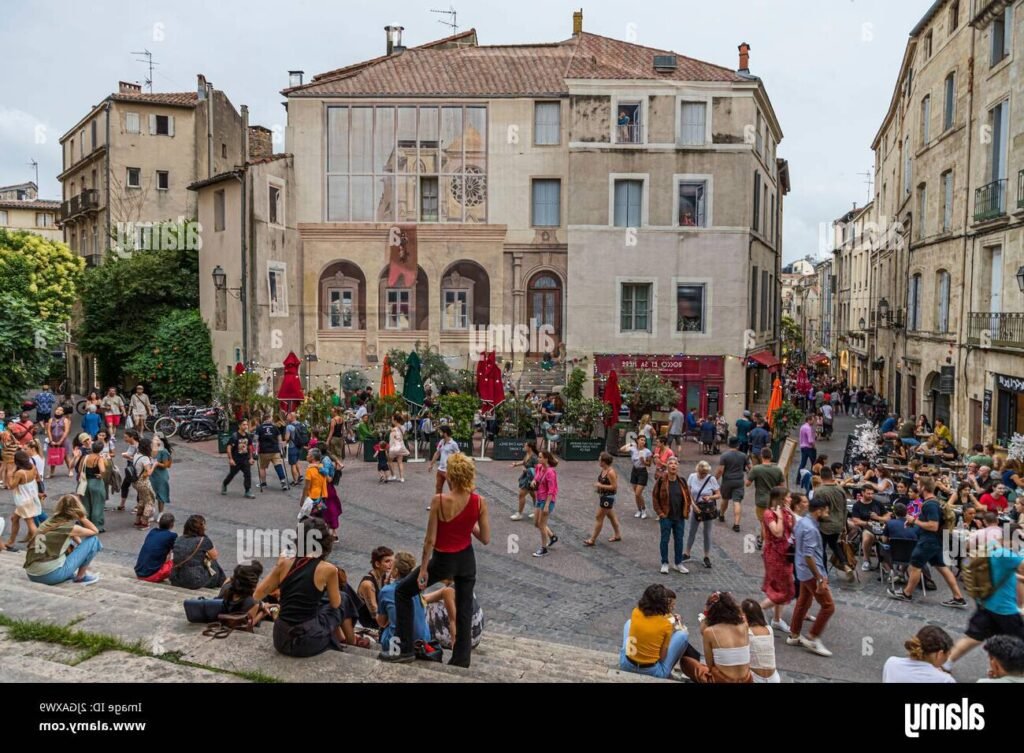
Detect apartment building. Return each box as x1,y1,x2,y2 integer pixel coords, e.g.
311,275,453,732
225,13,789,419
0,181,60,242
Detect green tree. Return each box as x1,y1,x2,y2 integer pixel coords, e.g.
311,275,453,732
0,229,84,321
386,344,453,386
123,309,216,402
0,293,62,410
437,393,482,440
298,386,335,436
780,315,803,358
619,369,679,419
77,245,199,387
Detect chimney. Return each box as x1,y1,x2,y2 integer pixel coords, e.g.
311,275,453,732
573,9,583,35
288,70,304,88
385,25,404,55
738,42,751,73
197,74,208,100
118,81,142,95
248,125,273,161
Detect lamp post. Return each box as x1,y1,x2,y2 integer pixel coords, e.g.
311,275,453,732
1016,266,1024,294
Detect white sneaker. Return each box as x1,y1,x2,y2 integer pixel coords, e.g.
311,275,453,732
634,510,642,518
799,636,832,657
389,475,397,481
861,561,872,572
771,618,791,634
660,564,670,574
806,614,816,623
673,564,689,574
510,513,524,521
528,512,535,519
640,510,648,520
785,635,803,646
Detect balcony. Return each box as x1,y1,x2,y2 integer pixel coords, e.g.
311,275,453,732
967,312,1024,349
615,123,644,145
974,179,1007,222
59,189,100,223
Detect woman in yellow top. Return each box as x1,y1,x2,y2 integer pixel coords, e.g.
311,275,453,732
619,584,690,679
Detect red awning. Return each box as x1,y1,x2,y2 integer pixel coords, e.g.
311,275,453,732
809,353,831,366
747,350,780,369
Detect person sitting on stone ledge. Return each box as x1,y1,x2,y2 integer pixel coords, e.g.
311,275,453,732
134,512,177,582
24,494,102,586
170,514,226,590
218,560,265,614
619,583,692,680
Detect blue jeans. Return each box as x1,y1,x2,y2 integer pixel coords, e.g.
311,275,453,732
659,517,686,565
27,536,102,585
901,438,920,448
619,619,690,679
798,447,817,472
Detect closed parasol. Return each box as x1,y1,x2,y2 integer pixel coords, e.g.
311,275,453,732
602,370,622,427
277,351,305,413
767,377,783,430
380,355,396,397
402,350,425,406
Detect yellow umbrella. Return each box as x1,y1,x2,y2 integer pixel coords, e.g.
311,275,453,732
379,355,396,397
767,377,783,429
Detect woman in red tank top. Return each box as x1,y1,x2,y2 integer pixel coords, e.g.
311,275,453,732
379,453,490,668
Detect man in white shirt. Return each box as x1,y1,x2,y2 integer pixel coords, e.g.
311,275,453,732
355,401,368,421
820,402,833,439
667,407,685,453
428,425,460,495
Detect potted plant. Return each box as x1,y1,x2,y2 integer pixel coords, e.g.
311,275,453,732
493,395,537,460
768,401,805,462
561,397,609,461
618,369,679,421
436,393,482,454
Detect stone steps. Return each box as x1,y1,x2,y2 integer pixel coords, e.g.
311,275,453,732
0,554,664,683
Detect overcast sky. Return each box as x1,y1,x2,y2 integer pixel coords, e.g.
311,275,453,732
1,0,929,262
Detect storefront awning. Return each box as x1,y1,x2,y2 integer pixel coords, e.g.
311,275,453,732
809,353,831,366
747,350,781,369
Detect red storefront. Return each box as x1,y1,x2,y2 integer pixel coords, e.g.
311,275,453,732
594,354,725,417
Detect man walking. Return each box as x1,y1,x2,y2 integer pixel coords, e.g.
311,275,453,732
748,420,771,459
887,477,968,608
746,447,784,549
667,405,685,455
652,457,690,575
129,385,151,433
34,384,56,429
283,412,304,487
815,467,855,582
255,413,289,492
716,437,749,533
798,413,817,474
735,410,754,454
787,497,836,657
820,400,833,440
101,387,126,440
222,418,256,499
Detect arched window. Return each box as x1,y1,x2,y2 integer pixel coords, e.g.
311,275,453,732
936,270,950,333
378,266,429,331
441,261,490,331
319,262,366,330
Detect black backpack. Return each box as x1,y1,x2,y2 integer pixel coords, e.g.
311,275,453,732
291,422,310,449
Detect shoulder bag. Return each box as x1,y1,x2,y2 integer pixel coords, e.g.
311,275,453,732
692,477,717,522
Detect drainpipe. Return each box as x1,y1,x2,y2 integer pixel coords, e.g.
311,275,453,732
206,81,214,178
957,36,977,445
239,106,250,367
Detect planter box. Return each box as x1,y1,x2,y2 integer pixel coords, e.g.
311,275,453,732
363,438,384,462
217,433,232,454
493,436,529,461
454,437,473,455
561,436,605,461
770,438,782,463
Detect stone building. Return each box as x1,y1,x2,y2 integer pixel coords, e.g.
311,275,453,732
0,182,60,242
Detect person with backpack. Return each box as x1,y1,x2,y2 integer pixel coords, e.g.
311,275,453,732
222,419,256,499
284,412,308,488
947,524,1024,668
255,412,289,492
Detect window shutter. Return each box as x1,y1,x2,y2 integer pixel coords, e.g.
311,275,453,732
168,115,175,137
149,114,157,135
614,181,628,226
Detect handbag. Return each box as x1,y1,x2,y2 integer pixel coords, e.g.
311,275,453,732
183,597,226,623
692,477,717,522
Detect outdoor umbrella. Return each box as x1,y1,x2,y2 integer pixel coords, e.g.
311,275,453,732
234,362,246,376
796,367,810,395
277,351,305,413
475,353,494,404
379,355,396,397
767,377,783,430
402,350,425,406
602,370,622,427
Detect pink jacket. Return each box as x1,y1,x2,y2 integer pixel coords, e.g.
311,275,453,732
535,464,559,502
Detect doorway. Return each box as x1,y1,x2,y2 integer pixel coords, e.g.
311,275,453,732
527,272,562,352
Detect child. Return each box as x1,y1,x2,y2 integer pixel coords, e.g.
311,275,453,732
135,513,177,582
531,450,559,558
374,440,389,483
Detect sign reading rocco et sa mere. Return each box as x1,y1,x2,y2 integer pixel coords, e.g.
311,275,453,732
594,354,724,379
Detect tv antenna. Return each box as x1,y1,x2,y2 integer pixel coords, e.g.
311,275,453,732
431,6,458,33
27,158,38,188
131,49,160,93
857,169,874,204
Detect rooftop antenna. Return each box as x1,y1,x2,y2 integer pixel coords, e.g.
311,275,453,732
131,49,160,93
431,5,458,33
27,158,38,188
857,169,874,205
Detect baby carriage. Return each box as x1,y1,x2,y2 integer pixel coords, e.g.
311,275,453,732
699,420,718,455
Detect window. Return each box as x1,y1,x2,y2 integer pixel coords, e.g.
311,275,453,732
755,111,764,156
35,213,54,227
924,31,933,59
420,177,439,222
328,289,355,329
69,139,75,165
936,270,951,333
752,172,761,231
214,190,226,232
950,1,959,32
534,102,560,145
992,5,1012,66
268,262,288,317
770,194,776,243
903,136,912,197
762,185,768,234
0,210,7,226
615,102,642,144
268,184,282,225
613,179,643,227
126,167,141,188
620,283,652,333
385,289,411,330
156,170,169,190
909,274,922,331
677,181,707,227
79,129,85,159
677,284,706,333
679,102,706,146
942,171,953,232
920,95,930,143
760,269,769,333
990,101,1009,182
442,290,469,330
154,115,171,136
917,184,927,238
943,73,956,130
90,120,97,151
126,112,140,134
326,104,487,223
750,266,758,330
531,179,561,227
221,143,228,158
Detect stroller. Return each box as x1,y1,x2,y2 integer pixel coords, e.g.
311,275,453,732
699,419,718,455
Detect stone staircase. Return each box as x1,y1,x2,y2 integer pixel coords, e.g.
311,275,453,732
516,361,566,395
0,555,664,684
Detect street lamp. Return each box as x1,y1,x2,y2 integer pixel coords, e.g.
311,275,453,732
878,297,890,325
212,265,241,299
1016,266,1024,294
